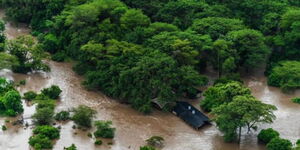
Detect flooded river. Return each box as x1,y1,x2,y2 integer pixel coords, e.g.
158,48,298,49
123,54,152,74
0,10,299,150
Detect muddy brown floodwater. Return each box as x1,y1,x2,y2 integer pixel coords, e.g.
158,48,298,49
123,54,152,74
0,10,299,150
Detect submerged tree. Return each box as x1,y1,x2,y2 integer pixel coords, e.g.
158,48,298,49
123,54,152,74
212,95,277,142
6,35,50,73
72,105,96,128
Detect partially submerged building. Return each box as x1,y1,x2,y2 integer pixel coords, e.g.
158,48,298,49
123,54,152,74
172,101,210,129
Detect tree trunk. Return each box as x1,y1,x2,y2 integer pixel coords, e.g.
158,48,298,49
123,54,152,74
238,127,242,143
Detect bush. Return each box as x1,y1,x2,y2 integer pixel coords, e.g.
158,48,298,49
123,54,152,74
36,100,56,110
2,90,23,115
51,52,67,62
64,144,77,150
54,111,70,121
292,97,300,104
19,80,26,85
266,137,292,150
35,93,51,101
258,128,280,143
93,121,115,138
94,139,102,145
32,107,54,125
12,64,32,74
2,125,7,131
28,134,53,150
140,146,156,150
23,91,37,101
87,132,92,138
41,85,62,99
72,105,96,128
146,136,164,148
268,61,300,92
5,109,17,117
33,125,60,140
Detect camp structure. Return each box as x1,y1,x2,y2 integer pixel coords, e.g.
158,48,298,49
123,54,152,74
172,101,210,129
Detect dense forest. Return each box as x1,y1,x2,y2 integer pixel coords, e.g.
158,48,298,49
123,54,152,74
0,0,300,148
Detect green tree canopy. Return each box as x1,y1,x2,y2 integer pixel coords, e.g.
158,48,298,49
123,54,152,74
266,137,293,150
268,61,300,92
190,17,245,40
225,29,270,70
258,128,280,144
32,107,54,125
33,125,60,140
200,81,251,112
93,120,116,138
212,95,277,142
6,35,50,73
72,105,96,128
120,9,150,30
145,31,212,66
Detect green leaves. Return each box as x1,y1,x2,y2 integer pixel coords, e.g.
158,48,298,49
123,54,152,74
190,17,245,40
145,31,212,66
225,29,270,70
266,137,293,150
72,105,96,128
258,128,280,144
93,120,116,138
6,35,50,73
201,81,251,112
268,61,300,92
33,125,60,140
201,81,277,142
212,95,277,142
120,9,150,30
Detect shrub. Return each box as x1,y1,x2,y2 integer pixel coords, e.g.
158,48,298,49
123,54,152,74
258,128,280,143
54,111,70,121
41,85,62,99
2,90,23,115
36,100,56,110
64,144,77,150
93,121,115,138
146,136,164,147
5,109,17,117
140,146,156,150
28,134,53,150
23,91,37,101
94,139,102,145
51,52,67,62
72,105,96,128
33,125,60,140
87,132,92,138
268,61,300,92
266,137,292,150
2,125,7,131
35,93,51,101
32,107,54,125
19,80,26,85
292,97,300,104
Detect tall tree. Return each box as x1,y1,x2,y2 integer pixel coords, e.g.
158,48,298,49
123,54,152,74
212,95,277,142
225,29,270,71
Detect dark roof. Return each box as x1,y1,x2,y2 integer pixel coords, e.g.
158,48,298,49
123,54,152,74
172,101,209,129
